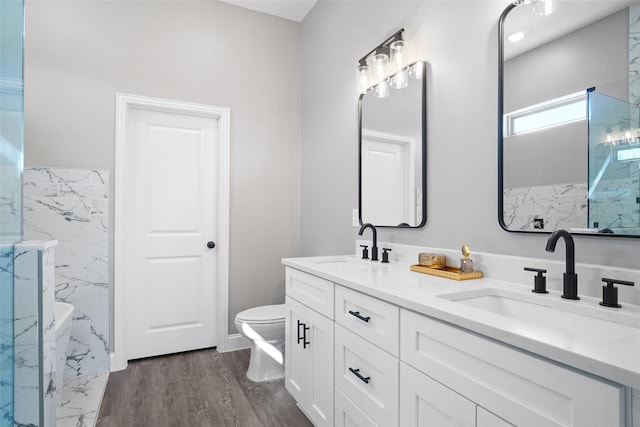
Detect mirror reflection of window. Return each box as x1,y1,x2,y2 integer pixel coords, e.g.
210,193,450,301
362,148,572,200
500,1,640,236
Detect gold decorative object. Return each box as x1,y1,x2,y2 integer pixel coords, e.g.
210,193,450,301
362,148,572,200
418,253,446,269
410,264,483,281
460,244,474,273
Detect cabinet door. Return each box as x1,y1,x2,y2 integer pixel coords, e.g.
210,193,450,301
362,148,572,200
306,307,334,427
335,387,380,427
400,309,624,427
400,362,476,427
477,407,513,427
285,296,307,404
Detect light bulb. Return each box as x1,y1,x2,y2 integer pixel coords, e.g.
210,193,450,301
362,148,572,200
371,53,389,82
390,40,406,72
373,79,390,98
532,0,560,16
409,62,424,80
358,64,370,94
390,69,408,89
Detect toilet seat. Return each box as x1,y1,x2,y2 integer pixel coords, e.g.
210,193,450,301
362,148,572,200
235,304,285,324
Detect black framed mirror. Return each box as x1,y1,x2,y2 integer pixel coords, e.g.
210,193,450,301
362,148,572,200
498,1,640,237
358,60,427,228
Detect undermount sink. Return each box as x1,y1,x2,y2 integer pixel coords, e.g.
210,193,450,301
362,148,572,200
313,257,382,269
438,287,640,341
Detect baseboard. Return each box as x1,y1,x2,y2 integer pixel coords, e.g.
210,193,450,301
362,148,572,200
218,333,250,353
110,334,249,367
110,352,127,372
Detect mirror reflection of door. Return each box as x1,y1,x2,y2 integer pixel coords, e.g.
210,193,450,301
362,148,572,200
361,129,415,226
359,61,426,228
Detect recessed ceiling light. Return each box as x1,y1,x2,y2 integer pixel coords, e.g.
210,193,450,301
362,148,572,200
508,32,525,43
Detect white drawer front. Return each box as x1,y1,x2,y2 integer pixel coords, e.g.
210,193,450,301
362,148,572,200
335,388,380,427
285,267,334,319
335,286,399,357
335,324,398,427
400,309,624,427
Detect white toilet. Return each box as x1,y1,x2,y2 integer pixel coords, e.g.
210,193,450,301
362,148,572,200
234,304,286,382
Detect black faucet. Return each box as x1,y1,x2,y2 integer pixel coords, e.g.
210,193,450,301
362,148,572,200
545,229,579,300
358,223,378,261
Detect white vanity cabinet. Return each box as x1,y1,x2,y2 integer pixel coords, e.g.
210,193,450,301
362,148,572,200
401,309,625,427
283,263,630,427
284,268,334,427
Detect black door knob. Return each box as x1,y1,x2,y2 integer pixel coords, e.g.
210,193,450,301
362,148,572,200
207,241,216,249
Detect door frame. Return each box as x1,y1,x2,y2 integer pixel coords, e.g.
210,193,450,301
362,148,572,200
361,128,416,225
112,93,230,371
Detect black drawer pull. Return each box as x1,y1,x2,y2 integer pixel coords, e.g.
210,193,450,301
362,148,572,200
348,367,370,384
297,320,304,345
348,310,371,323
303,325,310,349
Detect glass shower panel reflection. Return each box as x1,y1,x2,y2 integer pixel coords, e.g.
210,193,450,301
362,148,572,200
588,91,640,234
0,0,24,424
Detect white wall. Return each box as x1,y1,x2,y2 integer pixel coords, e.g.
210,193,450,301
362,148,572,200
300,0,640,269
24,0,301,336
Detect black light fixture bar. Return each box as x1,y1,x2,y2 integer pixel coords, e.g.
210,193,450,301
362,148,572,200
358,28,405,66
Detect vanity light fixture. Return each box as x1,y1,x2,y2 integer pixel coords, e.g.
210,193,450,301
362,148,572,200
512,0,561,16
357,28,420,97
605,128,640,146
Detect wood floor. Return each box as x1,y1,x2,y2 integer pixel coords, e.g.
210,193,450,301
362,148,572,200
96,348,313,427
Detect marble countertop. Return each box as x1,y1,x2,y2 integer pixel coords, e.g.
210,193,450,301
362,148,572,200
282,254,640,389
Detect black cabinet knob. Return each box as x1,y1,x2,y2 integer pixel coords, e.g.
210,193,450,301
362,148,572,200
207,241,216,249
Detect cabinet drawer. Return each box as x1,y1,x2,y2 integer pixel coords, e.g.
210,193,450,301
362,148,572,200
335,286,399,357
335,387,380,427
335,324,398,427
285,267,334,319
400,309,624,427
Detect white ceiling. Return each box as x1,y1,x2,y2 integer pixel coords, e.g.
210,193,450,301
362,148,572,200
504,1,636,59
218,0,318,22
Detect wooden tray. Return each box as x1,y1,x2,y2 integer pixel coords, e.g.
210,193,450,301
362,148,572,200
410,264,483,281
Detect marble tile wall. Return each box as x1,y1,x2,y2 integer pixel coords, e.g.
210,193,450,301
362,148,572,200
0,245,14,426
590,174,640,231
629,4,640,120
13,242,57,427
503,183,588,231
22,168,109,378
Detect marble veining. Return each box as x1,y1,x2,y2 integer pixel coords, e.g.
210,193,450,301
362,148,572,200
589,175,640,231
629,4,640,120
503,183,588,231
57,372,108,427
23,167,109,379
13,243,57,426
0,246,15,425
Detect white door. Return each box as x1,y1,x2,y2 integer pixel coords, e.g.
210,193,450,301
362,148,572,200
124,107,218,360
361,129,415,226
